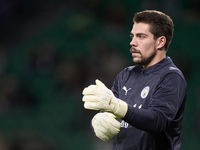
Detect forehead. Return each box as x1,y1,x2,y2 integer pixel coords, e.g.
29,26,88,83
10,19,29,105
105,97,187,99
131,22,152,34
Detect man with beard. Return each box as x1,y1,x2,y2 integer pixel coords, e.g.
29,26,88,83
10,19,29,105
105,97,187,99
82,10,187,150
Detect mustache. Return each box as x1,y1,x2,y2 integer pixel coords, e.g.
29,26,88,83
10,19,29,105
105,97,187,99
130,47,141,53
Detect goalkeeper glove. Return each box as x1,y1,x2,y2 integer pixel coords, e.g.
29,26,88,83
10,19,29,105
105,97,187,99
82,79,128,118
92,112,121,141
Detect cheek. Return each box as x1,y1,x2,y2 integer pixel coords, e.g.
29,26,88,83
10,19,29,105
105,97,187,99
140,42,156,57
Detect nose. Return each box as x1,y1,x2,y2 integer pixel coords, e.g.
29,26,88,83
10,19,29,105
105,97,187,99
130,37,137,47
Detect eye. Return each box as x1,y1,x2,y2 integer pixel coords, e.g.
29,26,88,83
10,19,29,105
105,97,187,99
130,34,133,38
138,35,145,38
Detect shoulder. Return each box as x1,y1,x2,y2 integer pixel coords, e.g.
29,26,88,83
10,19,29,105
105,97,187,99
164,64,186,83
159,64,187,89
115,65,140,80
112,65,140,89
157,57,186,82
121,65,140,74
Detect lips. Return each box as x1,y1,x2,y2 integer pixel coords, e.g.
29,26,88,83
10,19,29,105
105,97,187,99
130,47,140,56
132,52,140,57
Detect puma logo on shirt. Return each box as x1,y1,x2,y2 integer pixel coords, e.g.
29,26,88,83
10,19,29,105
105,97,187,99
122,86,131,95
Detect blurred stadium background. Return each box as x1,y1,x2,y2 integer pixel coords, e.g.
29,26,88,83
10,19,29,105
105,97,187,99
0,0,200,149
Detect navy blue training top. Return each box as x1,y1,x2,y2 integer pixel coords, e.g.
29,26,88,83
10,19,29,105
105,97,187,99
111,57,187,150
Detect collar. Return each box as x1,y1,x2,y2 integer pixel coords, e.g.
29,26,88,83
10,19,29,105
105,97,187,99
140,56,172,74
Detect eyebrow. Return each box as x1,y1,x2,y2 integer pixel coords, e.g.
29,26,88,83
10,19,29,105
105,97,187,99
130,32,148,37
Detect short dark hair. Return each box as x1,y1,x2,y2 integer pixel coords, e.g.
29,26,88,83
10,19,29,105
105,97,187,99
133,10,174,51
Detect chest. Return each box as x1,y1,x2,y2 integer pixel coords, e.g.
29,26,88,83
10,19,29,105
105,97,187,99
118,73,160,109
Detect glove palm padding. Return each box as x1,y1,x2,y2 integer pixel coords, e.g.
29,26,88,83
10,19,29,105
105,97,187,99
92,112,121,141
82,79,128,118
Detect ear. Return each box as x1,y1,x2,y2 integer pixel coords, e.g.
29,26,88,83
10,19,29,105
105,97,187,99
156,36,166,50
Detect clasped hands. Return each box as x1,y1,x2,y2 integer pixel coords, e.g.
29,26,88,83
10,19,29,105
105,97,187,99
82,79,128,141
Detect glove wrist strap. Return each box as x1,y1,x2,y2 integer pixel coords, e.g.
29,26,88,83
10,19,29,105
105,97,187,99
113,99,128,118
113,98,119,113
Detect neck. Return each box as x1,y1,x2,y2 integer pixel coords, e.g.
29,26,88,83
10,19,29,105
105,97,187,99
142,52,166,68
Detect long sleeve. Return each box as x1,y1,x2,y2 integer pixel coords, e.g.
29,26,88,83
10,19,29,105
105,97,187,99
122,73,187,133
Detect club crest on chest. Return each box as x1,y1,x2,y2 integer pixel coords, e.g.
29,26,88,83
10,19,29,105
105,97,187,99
141,86,150,99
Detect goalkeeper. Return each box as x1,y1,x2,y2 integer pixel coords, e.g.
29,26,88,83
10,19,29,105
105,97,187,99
82,10,187,150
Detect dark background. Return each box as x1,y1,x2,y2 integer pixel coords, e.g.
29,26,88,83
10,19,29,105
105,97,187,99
0,0,200,149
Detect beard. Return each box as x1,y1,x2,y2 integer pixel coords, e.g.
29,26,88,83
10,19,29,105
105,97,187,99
130,47,157,67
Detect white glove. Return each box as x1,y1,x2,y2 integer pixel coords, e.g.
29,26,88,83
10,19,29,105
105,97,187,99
92,112,121,141
82,79,128,118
